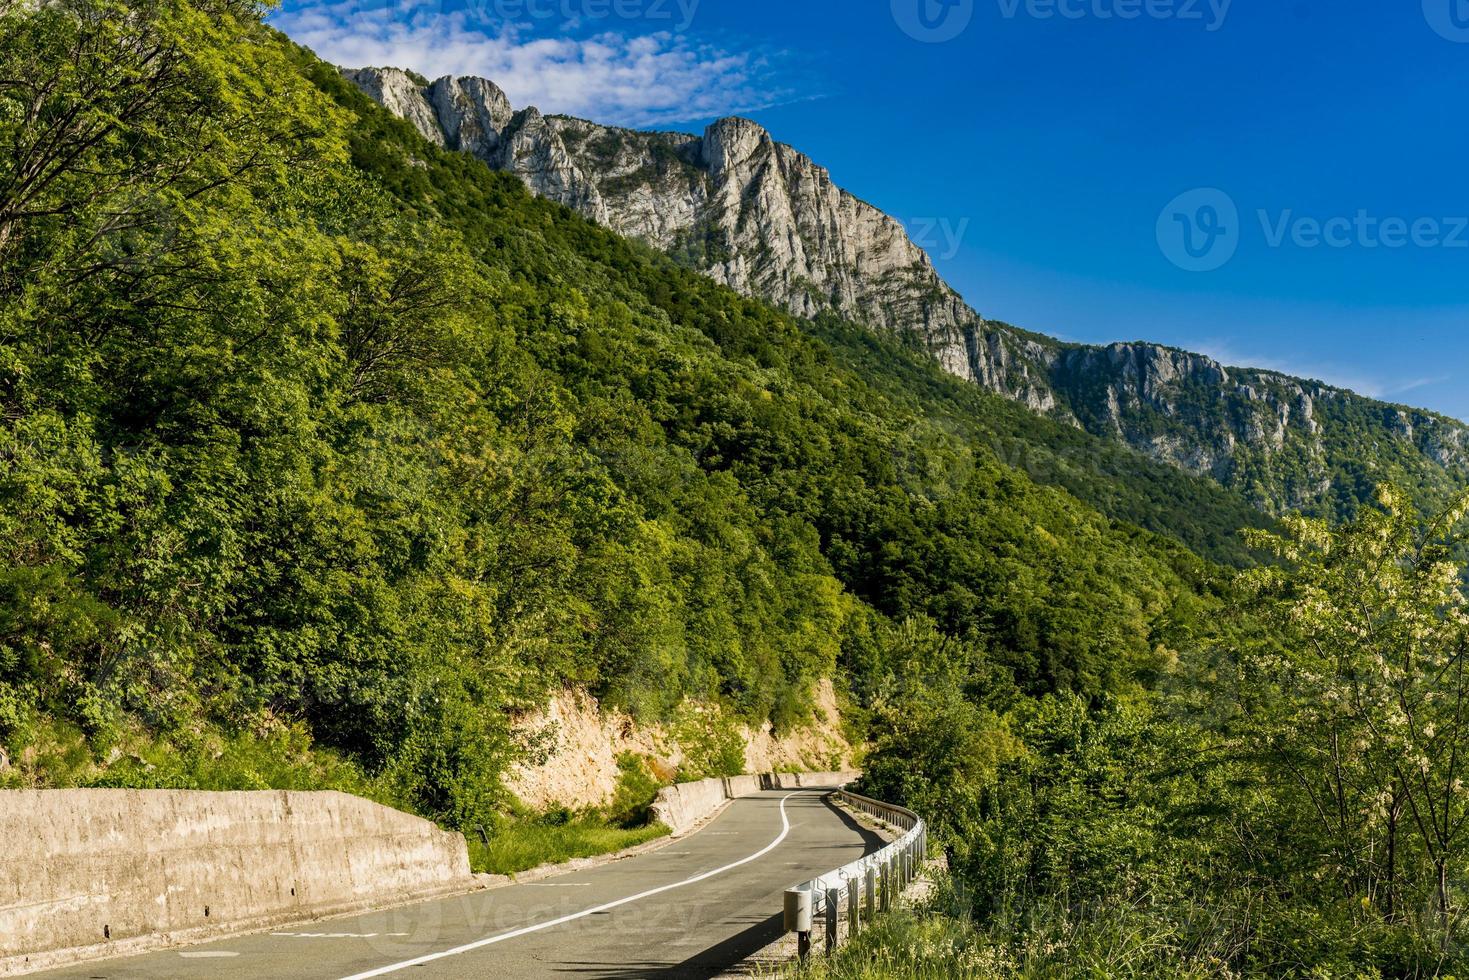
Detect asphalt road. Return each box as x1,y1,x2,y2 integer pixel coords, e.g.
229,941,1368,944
36,788,883,980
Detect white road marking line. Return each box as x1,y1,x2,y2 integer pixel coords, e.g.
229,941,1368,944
178,951,240,958
337,792,808,980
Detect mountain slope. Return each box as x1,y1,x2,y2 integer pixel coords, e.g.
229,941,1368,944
0,1,1219,829
339,65,1273,567
345,66,1469,519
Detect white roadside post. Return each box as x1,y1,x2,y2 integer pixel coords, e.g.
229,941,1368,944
784,888,812,961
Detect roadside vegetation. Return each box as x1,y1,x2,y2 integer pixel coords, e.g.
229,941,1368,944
808,488,1469,977
468,752,668,875
468,815,669,877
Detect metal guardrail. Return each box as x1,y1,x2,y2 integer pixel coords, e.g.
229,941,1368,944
781,789,928,959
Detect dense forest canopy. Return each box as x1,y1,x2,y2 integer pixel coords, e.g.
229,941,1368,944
4,2,1469,975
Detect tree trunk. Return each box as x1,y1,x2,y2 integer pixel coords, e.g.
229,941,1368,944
1438,857,1451,941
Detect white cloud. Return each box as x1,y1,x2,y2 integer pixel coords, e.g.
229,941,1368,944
270,0,796,127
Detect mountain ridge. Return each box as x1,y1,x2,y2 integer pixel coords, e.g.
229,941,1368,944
343,65,1469,517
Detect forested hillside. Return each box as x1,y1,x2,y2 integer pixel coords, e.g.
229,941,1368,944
0,0,1211,820
6,2,1469,976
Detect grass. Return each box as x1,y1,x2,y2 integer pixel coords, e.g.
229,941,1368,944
778,895,1246,980
467,817,670,876
779,912,1004,980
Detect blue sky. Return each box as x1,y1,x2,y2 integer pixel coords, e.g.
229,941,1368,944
274,0,1469,420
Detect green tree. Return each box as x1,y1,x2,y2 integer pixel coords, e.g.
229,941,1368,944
1240,484,1469,933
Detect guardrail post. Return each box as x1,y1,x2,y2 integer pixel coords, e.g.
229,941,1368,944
825,887,840,953
784,888,812,962
864,865,876,921
848,877,860,936
880,858,891,912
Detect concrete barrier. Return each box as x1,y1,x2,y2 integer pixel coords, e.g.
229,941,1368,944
0,789,473,977
721,774,763,798
652,771,862,836
765,770,861,790
650,777,727,836
795,771,860,788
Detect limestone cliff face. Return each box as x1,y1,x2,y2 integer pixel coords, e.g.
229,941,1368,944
1043,342,1469,513
344,67,1469,515
340,68,1021,393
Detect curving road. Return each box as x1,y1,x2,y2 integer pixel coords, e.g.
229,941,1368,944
34,788,883,980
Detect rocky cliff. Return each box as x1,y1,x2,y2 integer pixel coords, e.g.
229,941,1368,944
339,68,1021,390
344,66,1469,517
1039,340,1469,514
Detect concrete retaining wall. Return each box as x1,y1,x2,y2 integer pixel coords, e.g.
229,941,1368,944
651,771,861,836
650,777,728,836
721,774,763,798
0,789,473,977
772,770,860,789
